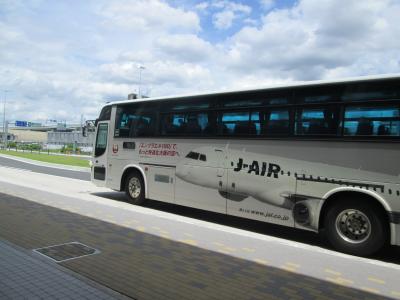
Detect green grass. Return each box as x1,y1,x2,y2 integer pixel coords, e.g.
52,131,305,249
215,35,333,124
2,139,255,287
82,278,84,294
0,150,90,168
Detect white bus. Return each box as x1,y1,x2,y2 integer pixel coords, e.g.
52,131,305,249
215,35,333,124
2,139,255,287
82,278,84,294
91,74,400,256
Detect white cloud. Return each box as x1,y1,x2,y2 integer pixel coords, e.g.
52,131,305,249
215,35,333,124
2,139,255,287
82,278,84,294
222,0,400,81
212,1,251,14
260,0,275,10
195,2,209,11
213,10,236,30
97,0,200,33
154,34,215,62
97,59,214,97
211,1,252,30
0,22,23,45
243,18,258,26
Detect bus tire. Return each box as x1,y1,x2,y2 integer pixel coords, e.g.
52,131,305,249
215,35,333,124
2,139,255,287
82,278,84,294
125,171,146,205
324,199,387,256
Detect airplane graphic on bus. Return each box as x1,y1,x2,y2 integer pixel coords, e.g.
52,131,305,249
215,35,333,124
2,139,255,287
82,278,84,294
176,146,398,210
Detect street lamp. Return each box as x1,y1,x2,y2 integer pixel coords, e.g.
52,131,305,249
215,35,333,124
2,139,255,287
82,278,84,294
2,90,9,148
137,64,145,98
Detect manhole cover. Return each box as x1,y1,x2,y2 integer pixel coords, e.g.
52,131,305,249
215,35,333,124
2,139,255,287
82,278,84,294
33,242,100,262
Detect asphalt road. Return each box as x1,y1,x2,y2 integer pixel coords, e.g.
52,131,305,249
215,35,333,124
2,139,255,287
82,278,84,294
0,155,90,181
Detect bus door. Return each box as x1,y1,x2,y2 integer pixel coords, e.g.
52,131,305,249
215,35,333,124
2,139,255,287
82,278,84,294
92,121,109,187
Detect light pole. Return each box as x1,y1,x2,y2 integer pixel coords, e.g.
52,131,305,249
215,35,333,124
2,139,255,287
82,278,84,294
138,65,145,98
2,90,9,148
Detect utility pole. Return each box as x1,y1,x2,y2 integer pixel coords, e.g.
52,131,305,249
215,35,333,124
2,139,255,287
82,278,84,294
2,90,9,149
138,65,145,98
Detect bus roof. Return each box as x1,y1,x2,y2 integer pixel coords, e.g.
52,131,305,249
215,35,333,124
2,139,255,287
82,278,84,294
109,73,400,106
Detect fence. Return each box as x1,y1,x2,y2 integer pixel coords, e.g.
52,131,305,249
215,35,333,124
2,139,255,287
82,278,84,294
1,141,93,156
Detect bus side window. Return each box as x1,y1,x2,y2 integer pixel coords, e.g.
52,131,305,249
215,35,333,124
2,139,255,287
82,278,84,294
202,112,217,135
161,114,185,135
115,104,156,137
220,111,250,135
263,109,289,136
185,114,202,134
250,112,261,135
343,106,400,136
162,112,214,136
125,113,155,137
295,107,339,135
135,115,155,137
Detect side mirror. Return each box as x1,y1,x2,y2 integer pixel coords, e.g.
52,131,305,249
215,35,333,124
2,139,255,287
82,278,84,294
82,126,87,137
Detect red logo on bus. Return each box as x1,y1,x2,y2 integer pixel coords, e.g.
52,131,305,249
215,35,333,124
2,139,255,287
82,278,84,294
112,144,118,153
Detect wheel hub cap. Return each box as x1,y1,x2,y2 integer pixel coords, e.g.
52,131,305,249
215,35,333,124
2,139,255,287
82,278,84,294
335,209,371,244
128,177,141,199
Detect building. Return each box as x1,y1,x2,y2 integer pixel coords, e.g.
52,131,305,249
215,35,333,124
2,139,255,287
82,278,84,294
47,131,95,148
8,129,47,143
0,131,16,143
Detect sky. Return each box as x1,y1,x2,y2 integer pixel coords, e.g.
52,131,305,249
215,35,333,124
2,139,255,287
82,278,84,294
1,0,400,123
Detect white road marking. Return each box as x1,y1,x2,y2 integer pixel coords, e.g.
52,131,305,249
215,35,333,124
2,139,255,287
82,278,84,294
1,166,32,172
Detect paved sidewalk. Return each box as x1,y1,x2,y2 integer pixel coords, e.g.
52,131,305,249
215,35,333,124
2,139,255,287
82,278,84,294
0,240,129,299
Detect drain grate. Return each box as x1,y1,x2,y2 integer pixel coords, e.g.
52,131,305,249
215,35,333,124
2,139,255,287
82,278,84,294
33,242,100,263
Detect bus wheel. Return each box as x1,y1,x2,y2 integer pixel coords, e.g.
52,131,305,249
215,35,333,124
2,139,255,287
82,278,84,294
324,199,387,256
125,172,146,205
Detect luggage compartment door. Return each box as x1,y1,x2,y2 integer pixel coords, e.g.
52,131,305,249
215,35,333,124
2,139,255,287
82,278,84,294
145,165,175,204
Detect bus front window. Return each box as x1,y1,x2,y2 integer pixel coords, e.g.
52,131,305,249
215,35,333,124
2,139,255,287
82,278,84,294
95,123,108,157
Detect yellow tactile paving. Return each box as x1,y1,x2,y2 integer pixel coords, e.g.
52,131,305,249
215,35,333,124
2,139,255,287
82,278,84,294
325,277,354,286
280,266,297,272
213,242,224,247
367,277,386,285
220,246,236,252
179,239,198,246
121,221,134,227
280,262,300,272
324,269,342,276
216,249,231,254
391,291,400,297
252,258,269,265
286,262,300,268
241,247,256,252
360,287,381,294
135,226,146,232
